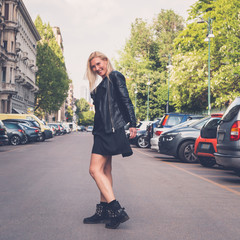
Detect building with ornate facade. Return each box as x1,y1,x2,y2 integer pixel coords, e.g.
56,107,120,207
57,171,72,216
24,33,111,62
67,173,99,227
0,0,40,113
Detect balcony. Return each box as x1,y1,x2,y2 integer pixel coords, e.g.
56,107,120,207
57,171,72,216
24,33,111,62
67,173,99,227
0,82,17,94
22,77,38,90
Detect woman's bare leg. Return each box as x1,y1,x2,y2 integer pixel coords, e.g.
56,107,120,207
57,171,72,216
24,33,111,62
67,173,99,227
100,156,113,202
89,154,115,203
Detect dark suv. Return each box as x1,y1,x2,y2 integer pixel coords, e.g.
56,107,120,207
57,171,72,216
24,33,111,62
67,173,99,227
215,97,240,175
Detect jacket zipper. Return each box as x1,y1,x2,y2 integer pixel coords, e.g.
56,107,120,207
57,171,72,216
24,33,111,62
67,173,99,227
107,79,115,133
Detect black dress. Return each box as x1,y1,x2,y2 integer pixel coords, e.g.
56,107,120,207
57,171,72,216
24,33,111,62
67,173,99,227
91,81,133,158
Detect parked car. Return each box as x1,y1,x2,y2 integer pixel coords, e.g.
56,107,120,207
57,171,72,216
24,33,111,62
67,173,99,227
139,119,161,148
3,122,27,145
48,123,61,136
48,123,57,136
158,116,211,163
19,123,41,143
62,122,72,133
48,123,66,135
86,126,93,132
128,121,152,148
78,125,86,132
194,114,223,167
150,113,203,150
59,123,67,134
214,97,240,175
0,120,8,145
0,114,52,141
3,119,42,141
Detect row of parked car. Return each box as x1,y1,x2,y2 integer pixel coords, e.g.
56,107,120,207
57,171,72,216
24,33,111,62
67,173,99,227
0,114,73,146
127,97,240,176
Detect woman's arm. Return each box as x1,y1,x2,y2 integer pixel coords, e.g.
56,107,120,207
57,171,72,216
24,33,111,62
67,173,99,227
111,71,136,128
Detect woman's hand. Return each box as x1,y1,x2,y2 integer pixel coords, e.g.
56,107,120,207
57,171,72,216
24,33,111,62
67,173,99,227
129,127,137,139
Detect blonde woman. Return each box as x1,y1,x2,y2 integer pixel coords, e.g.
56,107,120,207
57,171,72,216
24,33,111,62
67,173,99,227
84,51,137,229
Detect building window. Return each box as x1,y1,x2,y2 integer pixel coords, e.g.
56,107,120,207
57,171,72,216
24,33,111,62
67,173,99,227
3,41,7,51
4,3,9,20
1,100,5,113
10,67,12,83
11,41,14,52
2,67,6,82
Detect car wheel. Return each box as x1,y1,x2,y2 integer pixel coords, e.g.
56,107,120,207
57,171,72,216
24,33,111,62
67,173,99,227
21,135,28,145
199,157,216,168
178,140,198,163
136,136,150,148
40,133,46,142
10,135,21,146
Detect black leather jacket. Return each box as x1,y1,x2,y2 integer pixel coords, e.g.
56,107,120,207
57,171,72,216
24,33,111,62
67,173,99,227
91,71,136,134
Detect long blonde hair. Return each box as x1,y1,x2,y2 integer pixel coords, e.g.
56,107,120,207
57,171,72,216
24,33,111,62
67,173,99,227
86,51,114,91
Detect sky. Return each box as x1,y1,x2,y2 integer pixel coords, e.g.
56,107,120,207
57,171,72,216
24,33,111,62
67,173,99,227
23,0,197,99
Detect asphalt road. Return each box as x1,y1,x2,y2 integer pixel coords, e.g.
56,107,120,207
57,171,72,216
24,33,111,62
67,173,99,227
1,132,240,240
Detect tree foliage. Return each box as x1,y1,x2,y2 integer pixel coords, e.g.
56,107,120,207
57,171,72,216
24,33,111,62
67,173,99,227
75,98,90,115
115,10,184,120
75,98,94,126
78,111,95,126
172,0,240,112
34,16,69,114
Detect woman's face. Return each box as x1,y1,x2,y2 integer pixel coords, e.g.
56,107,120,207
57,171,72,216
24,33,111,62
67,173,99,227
90,57,108,78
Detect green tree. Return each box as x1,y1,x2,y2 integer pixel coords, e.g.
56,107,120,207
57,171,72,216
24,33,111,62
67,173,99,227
78,111,95,126
34,16,69,115
75,98,91,125
115,10,184,120
172,0,240,112
75,98,90,116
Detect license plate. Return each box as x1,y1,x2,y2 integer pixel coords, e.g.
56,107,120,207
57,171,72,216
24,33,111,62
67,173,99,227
218,133,224,141
201,143,211,150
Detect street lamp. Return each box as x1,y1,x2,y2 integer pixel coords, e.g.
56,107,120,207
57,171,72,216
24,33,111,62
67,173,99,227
198,17,214,115
134,85,138,114
166,54,173,113
147,78,151,121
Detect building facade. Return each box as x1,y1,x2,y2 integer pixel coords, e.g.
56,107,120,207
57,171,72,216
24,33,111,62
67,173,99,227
0,0,40,113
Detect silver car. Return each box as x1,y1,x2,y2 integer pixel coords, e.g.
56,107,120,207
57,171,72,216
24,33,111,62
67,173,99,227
215,97,240,175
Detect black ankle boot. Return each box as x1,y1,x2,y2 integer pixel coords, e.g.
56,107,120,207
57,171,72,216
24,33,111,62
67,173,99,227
105,200,130,229
83,203,108,224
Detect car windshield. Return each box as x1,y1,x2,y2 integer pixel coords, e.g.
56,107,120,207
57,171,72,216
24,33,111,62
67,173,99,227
4,122,19,129
166,116,183,126
171,119,199,129
222,97,240,122
187,116,210,129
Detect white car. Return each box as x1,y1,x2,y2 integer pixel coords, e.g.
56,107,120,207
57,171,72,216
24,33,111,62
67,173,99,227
62,122,72,133
150,127,169,150
86,126,93,132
